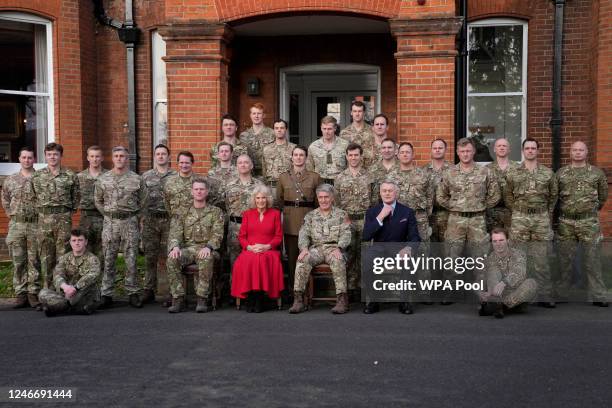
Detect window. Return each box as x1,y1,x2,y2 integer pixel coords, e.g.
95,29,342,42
151,30,167,146
467,19,527,162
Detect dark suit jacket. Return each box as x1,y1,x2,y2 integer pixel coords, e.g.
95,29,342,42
362,202,421,244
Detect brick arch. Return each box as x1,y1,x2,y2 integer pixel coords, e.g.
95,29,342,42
468,0,537,22
216,0,402,22
0,7,57,21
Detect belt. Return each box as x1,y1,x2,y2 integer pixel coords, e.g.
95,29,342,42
514,206,547,215
39,206,71,215
561,211,597,220
106,211,138,220
450,211,484,218
229,216,243,223
322,178,335,186
283,200,315,208
348,212,365,221
81,209,102,217
148,211,169,219
11,215,37,223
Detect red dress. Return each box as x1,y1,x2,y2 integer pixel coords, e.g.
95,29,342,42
231,208,285,299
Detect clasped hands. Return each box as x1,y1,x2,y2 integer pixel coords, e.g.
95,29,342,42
247,243,271,253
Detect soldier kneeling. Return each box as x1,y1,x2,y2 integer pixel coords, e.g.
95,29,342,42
479,227,537,318
39,229,101,317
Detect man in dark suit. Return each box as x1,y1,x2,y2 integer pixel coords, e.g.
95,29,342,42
362,180,421,314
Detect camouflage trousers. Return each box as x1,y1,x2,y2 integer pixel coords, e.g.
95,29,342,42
79,213,104,269
444,213,489,284
6,220,39,295
488,278,537,308
142,215,170,292
38,213,72,290
510,212,553,301
294,245,347,294
101,216,141,297
347,219,364,291
486,205,512,233
430,208,449,243
555,216,607,302
227,220,242,270
38,284,100,314
167,245,217,298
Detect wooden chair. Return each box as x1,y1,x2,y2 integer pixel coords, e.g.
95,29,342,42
181,263,218,310
304,264,337,307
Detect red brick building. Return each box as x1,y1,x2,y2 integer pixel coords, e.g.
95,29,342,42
0,0,611,248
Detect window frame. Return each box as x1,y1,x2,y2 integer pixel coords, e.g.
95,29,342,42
151,29,167,147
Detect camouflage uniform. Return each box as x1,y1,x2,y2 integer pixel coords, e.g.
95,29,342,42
224,177,264,267
210,139,249,168
339,124,376,168
38,251,101,314
262,140,296,202
77,168,108,266
437,164,500,284
306,137,349,183
505,163,558,301
240,126,275,176
2,172,39,296
485,248,537,308
485,160,520,232
207,165,237,211
163,173,216,219
424,161,451,243
94,170,146,297
141,168,177,294
370,159,399,196
294,207,352,294
335,168,377,290
555,164,608,302
167,205,225,299
30,167,79,289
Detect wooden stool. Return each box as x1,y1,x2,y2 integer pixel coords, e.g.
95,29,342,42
182,264,217,310
305,264,337,307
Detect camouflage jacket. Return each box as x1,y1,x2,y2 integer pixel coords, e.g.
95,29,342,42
94,170,146,215
437,164,500,212
77,168,109,210
485,248,527,292
262,140,296,182
423,161,451,210
485,160,520,207
141,168,177,215
556,164,608,214
306,137,349,180
1,171,37,218
53,251,101,291
162,173,209,219
167,205,225,251
239,126,275,172
298,206,351,251
224,176,264,217
207,165,237,210
504,163,558,214
210,139,249,168
339,123,376,168
335,167,377,215
30,167,79,211
388,166,434,214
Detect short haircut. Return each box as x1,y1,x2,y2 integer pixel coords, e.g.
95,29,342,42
192,177,210,190
351,100,366,110
373,113,388,125
316,183,336,197
320,115,337,126
18,146,35,156
380,179,400,192
292,145,308,157
273,119,288,129
70,228,87,239
398,142,414,151
217,141,234,152
87,145,103,154
221,113,238,125
346,142,363,155
45,142,63,155
236,154,253,166
456,138,475,149
491,227,508,239
112,145,129,154
250,102,265,111
431,138,448,148
177,151,195,163
380,138,396,147
154,143,170,155
522,137,540,149
249,185,274,209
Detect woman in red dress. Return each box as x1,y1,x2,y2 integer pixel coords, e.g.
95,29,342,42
231,185,284,312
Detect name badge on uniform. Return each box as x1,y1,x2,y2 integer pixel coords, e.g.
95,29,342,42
326,152,333,165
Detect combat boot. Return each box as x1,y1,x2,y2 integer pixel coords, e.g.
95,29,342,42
42,303,64,317
494,303,505,319
13,294,29,309
142,289,155,304
195,296,209,313
288,291,305,314
168,297,185,313
331,292,349,314
27,293,41,309
129,293,143,308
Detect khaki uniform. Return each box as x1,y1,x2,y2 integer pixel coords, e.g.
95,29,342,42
306,137,349,182
424,161,451,243
207,165,237,212
295,207,351,294
339,123,376,168
555,164,608,302
163,173,216,220
141,168,177,293
167,205,225,299
370,159,399,195
335,167,376,290
2,172,39,295
77,168,108,267
38,251,101,314
240,126,275,176
210,139,249,169
485,160,520,232
277,169,321,287
262,140,296,189
30,167,79,289
505,163,558,301
94,170,146,297
485,248,537,308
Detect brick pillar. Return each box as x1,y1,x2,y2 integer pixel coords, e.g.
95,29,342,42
390,18,462,163
159,23,233,173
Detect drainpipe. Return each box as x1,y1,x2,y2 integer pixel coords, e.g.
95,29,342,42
551,0,565,171
455,0,467,147
93,0,140,171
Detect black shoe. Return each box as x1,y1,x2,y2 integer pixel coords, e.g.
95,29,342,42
363,302,379,314
494,303,505,319
99,296,113,309
420,301,434,305
398,302,414,315
129,294,143,308
440,301,454,306
537,301,556,309
478,302,491,316
254,292,264,313
592,301,609,307
43,306,57,317
246,292,255,313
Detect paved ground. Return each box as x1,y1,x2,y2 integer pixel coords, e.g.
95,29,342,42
0,300,610,407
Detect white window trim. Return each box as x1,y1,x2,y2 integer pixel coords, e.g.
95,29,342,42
151,30,167,147
466,18,528,161
0,11,54,174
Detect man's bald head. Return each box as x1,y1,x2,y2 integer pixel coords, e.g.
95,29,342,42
494,138,510,159
570,140,588,164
